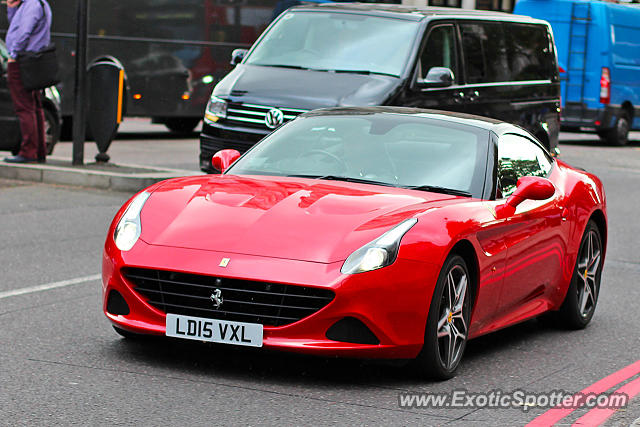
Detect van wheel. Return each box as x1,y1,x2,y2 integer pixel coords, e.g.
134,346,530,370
413,255,471,380
605,113,630,146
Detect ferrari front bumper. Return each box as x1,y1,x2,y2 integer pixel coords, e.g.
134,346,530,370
102,239,440,359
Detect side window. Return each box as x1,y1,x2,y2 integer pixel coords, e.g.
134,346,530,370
419,25,457,81
460,22,509,83
505,24,553,81
497,134,552,198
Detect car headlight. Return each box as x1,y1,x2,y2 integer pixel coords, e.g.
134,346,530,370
113,191,150,251
204,95,227,124
341,218,418,274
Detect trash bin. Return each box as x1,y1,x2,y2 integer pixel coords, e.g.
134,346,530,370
88,57,126,162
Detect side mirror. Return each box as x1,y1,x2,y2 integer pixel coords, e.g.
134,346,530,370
212,149,241,173
496,176,555,218
230,49,248,66
420,67,454,88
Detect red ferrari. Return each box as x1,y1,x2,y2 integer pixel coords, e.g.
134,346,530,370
102,107,606,379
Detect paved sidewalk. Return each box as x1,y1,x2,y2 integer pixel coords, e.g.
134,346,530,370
0,118,203,192
0,156,199,192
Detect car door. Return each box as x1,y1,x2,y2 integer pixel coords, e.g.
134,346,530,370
399,23,467,113
0,41,20,151
493,133,566,323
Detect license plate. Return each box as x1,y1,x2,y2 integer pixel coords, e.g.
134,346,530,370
165,313,263,347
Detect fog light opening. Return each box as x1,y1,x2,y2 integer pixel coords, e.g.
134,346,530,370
106,290,130,316
326,317,380,345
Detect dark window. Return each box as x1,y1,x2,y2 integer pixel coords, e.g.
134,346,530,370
460,23,509,83
505,24,553,81
419,25,457,81
476,0,515,12
497,134,552,197
428,0,462,7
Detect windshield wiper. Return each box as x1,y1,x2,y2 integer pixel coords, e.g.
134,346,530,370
404,185,472,198
257,64,309,70
287,174,396,187
318,69,399,78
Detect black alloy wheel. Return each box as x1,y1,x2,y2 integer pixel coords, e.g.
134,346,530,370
415,254,471,380
558,220,603,329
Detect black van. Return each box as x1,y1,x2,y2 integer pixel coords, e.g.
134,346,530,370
200,4,560,172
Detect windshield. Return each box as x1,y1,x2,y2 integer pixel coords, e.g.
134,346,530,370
227,114,489,198
245,12,420,77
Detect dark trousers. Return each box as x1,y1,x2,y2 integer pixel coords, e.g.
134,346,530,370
7,61,45,160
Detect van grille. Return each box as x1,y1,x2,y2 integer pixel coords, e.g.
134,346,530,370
123,267,334,327
225,102,308,130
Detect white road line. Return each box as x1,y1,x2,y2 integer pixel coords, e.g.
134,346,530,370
0,274,101,300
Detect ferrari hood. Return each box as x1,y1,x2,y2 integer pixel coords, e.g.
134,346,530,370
139,175,457,263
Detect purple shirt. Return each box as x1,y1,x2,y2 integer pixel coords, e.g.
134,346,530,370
5,0,52,59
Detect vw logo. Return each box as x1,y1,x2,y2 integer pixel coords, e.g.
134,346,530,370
265,108,284,129
210,289,223,309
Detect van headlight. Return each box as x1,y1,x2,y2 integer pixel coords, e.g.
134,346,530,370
341,218,417,274
114,191,150,251
204,96,227,124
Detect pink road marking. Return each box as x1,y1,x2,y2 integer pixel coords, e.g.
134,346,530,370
572,375,640,426
526,359,640,427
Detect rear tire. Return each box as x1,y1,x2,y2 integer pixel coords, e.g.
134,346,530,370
596,130,608,141
557,220,603,329
164,118,200,134
43,107,60,155
60,117,72,141
414,255,471,380
605,113,630,146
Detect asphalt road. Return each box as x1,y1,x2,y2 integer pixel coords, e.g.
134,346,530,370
1,123,639,426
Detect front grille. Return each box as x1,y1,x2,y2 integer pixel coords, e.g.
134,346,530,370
226,102,308,130
200,132,256,155
123,267,335,327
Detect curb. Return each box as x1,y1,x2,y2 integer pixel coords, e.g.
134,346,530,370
0,157,201,192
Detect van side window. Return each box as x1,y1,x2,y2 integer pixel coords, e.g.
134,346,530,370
419,25,457,81
497,134,552,198
505,24,553,81
460,23,509,83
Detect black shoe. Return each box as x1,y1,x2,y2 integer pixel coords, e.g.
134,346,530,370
3,155,38,163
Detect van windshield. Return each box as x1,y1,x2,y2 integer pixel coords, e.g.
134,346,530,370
245,12,420,77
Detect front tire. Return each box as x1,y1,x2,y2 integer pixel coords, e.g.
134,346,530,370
414,255,471,380
604,113,630,146
558,220,603,329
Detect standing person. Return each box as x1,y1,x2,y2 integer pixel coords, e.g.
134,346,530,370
3,0,51,164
